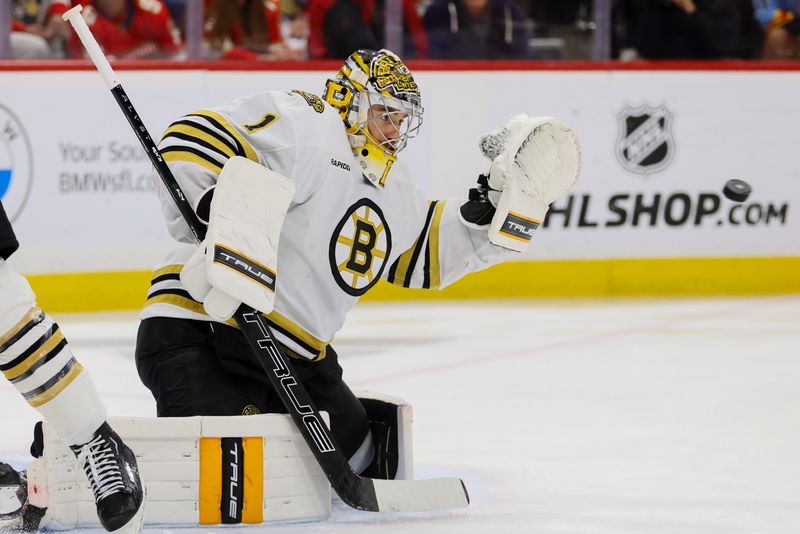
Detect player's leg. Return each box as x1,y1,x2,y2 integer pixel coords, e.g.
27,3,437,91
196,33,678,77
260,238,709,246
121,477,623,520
0,204,143,532
135,316,404,478
135,316,278,416
184,319,372,471
0,263,144,531
284,346,375,474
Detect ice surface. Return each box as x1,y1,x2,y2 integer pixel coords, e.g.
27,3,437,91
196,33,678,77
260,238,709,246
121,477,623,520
2,296,799,533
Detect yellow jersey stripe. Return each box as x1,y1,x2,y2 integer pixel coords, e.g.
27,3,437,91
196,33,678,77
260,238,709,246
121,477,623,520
162,122,238,159
144,290,326,359
426,200,447,289
190,110,259,163
264,309,328,355
152,264,183,280
163,150,223,175
387,201,437,288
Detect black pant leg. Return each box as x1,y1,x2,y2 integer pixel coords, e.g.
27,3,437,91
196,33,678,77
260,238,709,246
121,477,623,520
136,317,370,461
135,317,270,416
291,346,371,462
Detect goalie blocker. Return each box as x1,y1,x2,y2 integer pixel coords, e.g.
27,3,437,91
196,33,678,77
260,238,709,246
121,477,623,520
15,393,412,529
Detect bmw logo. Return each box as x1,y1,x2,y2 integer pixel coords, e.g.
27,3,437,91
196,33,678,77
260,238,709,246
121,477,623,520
0,104,33,221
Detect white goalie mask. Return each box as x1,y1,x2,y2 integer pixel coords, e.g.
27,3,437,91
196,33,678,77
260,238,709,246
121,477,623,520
323,49,423,187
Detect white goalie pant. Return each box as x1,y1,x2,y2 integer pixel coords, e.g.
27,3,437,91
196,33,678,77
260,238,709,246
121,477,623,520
27,393,414,529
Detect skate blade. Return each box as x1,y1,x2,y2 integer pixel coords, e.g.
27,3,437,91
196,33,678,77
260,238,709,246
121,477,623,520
112,487,146,534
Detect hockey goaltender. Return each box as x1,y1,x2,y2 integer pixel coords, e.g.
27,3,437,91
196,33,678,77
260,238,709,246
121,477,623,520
0,48,580,530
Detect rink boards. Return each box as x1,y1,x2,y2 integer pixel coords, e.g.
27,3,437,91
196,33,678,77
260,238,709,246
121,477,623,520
0,63,797,308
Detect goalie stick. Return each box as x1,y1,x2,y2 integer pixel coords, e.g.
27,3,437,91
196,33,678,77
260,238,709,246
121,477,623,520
62,5,469,514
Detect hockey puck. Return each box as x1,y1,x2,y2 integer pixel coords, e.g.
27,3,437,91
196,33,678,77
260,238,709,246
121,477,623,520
722,179,751,202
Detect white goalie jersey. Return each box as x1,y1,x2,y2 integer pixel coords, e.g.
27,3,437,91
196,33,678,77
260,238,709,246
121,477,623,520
142,89,511,359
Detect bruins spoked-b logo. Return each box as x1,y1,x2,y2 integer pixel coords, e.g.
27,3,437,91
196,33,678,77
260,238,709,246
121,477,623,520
616,104,674,177
329,199,392,296
0,104,33,221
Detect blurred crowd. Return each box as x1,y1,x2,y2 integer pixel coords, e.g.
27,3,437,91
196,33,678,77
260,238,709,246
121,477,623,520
8,0,800,60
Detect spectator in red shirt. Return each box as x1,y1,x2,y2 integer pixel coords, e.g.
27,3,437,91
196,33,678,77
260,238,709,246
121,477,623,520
11,0,72,58
205,0,301,60
68,0,183,58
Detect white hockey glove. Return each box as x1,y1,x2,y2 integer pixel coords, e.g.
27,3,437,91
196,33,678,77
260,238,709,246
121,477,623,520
181,156,295,322
477,114,581,252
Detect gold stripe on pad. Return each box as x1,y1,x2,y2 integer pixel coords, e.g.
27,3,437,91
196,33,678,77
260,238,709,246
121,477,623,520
199,438,222,525
0,307,42,349
27,362,83,408
242,437,264,523
498,229,533,243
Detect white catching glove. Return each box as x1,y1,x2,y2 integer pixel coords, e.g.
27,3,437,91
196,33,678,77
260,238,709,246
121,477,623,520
181,156,295,322
479,114,581,252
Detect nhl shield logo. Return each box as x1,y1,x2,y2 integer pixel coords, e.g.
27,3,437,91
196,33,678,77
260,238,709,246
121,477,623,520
616,104,674,176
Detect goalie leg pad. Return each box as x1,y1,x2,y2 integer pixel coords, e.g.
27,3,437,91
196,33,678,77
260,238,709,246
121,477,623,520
28,413,332,529
357,392,414,481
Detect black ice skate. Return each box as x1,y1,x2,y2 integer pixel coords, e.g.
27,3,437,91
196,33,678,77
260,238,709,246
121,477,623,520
70,423,144,532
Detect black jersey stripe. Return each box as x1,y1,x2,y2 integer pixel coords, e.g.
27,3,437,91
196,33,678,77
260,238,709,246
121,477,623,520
182,115,241,153
165,118,239,154
10,338,68,384
160,146,225,173
151,272,181,286
422,240,432,289
187,113,248,159
386,257,400,284
162,129,235,161
144,283,324,359
147,288,198,301
402,201,437,288
0,309,45,354
263,316,319,356
0,323,58,372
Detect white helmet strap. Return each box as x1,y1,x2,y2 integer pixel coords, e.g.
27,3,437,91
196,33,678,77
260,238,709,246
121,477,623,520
348,67,370,87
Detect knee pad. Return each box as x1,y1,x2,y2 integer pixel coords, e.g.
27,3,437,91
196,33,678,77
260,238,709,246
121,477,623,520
358,392,413,480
